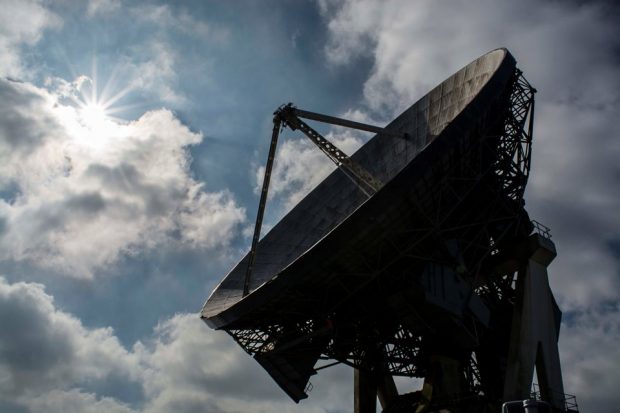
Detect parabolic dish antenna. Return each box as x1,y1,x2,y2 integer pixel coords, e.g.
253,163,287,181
201,49,574,413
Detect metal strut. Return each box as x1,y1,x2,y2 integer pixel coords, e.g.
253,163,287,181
277,103,383,197
243,117,282,296
243,103,388,296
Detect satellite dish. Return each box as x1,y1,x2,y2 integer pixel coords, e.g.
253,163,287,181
201,49,573,413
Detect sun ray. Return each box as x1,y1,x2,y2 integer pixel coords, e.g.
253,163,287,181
91,56,98,105
56,54,149,151
97,60,130,107
102,85,136,109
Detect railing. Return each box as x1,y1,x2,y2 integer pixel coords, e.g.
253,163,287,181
531,219,552,239
531,383,579,412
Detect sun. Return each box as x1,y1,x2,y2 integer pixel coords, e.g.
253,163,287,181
68,69,132,146
79,102,108,130
56,58,138,151
74,99,117,145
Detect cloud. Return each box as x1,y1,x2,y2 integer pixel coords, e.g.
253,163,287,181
111,5,228,106
0,78,245,277
528,101,620,309
119,41,187,105
560,304,620,413
137,313,295,413
0,0,61,77
0,277,139,401
0,277,352,413
132,4,229,42
141,315,354,413
23,390,135,413
322,0,620,113
87,0,122,18
105,4,229,106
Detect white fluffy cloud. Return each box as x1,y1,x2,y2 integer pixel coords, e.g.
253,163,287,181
119,41,187,105
137,313,350,413
321,0,619,113
319,1,620,411
0,78,245,277
0,0,61,77
0,277,352,413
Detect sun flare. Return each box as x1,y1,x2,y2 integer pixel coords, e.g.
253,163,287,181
79,102,108,130
65,66,133,148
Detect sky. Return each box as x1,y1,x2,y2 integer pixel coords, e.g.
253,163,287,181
0,0,618,412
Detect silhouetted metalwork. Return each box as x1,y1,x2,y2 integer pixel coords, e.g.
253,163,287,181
202,49,576,413
243,118,282,296
277,104,383,196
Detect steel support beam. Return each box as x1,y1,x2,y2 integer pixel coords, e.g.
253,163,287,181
354,369,377,413
294,108,401,138
243,118,282,296
377,374,399,410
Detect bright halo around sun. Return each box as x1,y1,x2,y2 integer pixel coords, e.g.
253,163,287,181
66,69,132,149
80,102,107,125
73,99,118,148
79,102,108,130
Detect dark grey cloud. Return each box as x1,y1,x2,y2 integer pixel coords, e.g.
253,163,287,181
0,79,64,179
0,80,54,150
0,277,137,402
560,303,620,413
0,281,73,374
84,162,185,218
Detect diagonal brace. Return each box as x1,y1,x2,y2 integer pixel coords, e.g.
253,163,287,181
276,104,382,197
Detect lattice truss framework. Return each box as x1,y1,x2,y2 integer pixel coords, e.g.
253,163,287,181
494,70,535,203
226,69,536,392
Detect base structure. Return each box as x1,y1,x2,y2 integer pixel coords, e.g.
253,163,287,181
352,233,576,413
503,235,564,409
